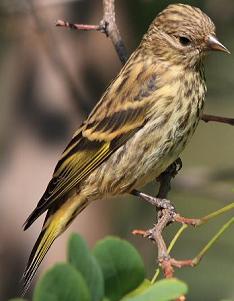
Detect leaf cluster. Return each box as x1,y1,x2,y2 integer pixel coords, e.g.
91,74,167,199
10,234,187,301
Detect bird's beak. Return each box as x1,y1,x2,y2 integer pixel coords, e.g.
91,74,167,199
207,35,230,54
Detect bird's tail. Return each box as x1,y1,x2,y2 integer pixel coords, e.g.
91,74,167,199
21,193,89,296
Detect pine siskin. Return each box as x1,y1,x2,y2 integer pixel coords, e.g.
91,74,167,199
22,3,229,293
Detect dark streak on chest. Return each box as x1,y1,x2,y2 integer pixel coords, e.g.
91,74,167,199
134,74,157,101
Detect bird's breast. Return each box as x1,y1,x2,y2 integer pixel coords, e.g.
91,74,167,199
83,68,206,197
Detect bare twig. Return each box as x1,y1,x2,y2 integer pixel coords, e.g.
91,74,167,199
56,20,102,32
134,201,234,275
133,161,185,278
133,166,233,301
202,114,234,126
102,0,128,64
56,0,128,64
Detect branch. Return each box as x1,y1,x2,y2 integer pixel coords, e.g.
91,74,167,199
201,114,234,126
133,167,233,298
56,0,128,65
56,21,102,32
102,0,128,64
133,160,191,278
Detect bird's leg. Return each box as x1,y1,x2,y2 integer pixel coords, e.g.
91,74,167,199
131,189,176,211
156,157,182,197
156,158,200,225
132,158,201,227
131,158,182,212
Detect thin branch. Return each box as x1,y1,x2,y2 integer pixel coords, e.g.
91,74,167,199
56,0,128,64
150,204,234,283
150,224,188,284
202,114,234,126
56,20,102,32
133,162,183,278
192,217,234,265
102,0,128,64
199,202,234,224
134,200,234,276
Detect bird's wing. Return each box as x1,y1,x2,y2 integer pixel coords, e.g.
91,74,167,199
24,59,157,229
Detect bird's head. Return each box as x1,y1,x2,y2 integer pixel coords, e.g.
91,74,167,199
141,4,230,67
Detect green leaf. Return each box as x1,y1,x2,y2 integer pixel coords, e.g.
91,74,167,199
93,236,145,301
122,278,188,301
122,279,151,299
68,233,104,301
33,263,90,301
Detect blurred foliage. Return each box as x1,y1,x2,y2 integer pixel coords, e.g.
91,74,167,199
9,234,188,301
68,234,104,301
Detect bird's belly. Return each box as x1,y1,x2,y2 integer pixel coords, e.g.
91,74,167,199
82,68,205,199
132,131,188,189
84,118,197,197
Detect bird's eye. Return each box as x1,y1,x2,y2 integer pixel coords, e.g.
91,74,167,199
179,36,191,46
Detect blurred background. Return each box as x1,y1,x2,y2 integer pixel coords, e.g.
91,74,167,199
0,0,233,300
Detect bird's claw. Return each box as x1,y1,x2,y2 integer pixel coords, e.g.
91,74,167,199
159,198,175,211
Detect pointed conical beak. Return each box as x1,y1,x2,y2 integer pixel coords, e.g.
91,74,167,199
207,35,230,54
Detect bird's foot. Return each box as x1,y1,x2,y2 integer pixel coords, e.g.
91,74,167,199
174,157,183,172
157,157,183,182
131,190,176,212
131,189,201,226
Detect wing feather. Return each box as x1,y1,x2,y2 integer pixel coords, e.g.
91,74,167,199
24,59,157,230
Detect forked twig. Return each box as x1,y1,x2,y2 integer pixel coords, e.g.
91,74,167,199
149,203,234,284
56,0,128,64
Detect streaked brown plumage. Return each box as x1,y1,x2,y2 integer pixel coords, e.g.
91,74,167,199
22,4,229,294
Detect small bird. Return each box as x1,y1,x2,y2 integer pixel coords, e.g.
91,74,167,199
22,3,229,294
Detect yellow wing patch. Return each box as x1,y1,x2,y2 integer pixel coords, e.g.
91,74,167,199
24,59,157,229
